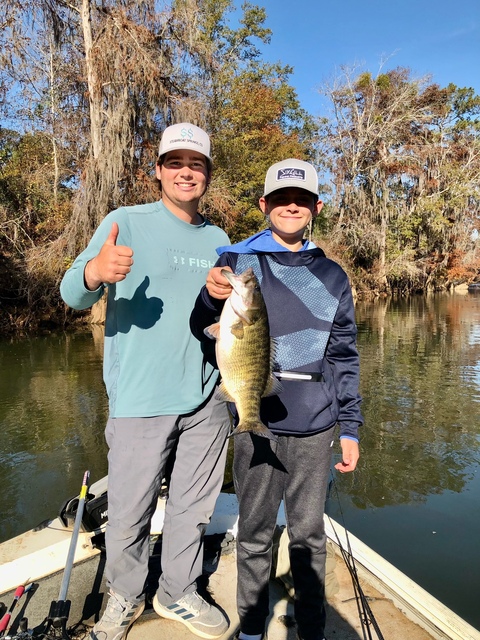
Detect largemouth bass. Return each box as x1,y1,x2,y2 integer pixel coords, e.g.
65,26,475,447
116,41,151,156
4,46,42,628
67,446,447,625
205,267,282,440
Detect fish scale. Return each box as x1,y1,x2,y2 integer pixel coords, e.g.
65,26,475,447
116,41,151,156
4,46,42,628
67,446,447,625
205,268,282,440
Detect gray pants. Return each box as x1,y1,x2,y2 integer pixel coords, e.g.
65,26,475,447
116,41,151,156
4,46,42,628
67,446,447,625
104,392,230,604
234,428,334,640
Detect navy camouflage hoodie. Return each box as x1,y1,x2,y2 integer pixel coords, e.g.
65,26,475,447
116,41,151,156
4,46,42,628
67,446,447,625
190,230,363,440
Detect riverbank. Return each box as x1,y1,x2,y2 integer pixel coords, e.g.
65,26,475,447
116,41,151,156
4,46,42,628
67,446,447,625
1,280,473,338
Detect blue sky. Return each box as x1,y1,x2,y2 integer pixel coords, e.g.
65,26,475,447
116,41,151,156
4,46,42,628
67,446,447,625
234,0,480,117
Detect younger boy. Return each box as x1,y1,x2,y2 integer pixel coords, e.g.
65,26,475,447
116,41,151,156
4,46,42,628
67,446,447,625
190,159,363,640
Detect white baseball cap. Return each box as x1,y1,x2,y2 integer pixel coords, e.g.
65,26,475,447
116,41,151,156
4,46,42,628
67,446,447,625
158,123,211,161
263,159,319,199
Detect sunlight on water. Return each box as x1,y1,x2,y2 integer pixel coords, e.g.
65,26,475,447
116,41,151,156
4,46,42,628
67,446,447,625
468,324,480,345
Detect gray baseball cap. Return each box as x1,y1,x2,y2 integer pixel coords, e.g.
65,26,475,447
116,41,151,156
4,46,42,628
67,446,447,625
158,123,211,161
263,159,319,199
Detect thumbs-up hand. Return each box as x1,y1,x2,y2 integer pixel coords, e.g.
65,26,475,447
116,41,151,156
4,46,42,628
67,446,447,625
105,222,120,247
84,222,134,290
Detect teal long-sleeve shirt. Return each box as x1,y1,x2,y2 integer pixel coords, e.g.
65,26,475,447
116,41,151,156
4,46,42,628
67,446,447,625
60,200,229,417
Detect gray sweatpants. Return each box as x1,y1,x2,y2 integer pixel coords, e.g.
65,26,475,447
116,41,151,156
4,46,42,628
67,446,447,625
104,391,230,604
234,428,334,640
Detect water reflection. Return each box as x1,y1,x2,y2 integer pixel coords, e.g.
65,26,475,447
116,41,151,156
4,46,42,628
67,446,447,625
328,291,480,628
349,294,480,509
0,330,108,543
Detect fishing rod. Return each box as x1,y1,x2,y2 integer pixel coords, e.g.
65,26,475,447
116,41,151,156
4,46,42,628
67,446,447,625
34,470,90,640
327,474,385,640
0,584,32,638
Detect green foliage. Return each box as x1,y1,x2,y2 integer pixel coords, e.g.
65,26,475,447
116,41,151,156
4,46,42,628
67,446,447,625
375,73,391,91
229,207,267,243
197,4,318,239
447,84,480,123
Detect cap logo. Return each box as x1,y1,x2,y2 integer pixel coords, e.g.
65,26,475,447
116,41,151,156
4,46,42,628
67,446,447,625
276,167,306,182
180,126,194,140
166,128,204,149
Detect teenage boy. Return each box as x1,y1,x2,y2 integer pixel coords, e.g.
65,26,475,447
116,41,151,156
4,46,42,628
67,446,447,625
190,159,363,640
60,123,231,640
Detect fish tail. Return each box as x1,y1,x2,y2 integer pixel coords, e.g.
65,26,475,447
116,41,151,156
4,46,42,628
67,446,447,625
230,421,278,442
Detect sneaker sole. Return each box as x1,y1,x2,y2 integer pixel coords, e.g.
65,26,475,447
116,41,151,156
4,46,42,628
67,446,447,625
153,596,226,639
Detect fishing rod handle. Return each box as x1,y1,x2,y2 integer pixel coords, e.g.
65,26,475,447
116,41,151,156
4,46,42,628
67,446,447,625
0,614,9,635
0,585,25,634
11,587,25,603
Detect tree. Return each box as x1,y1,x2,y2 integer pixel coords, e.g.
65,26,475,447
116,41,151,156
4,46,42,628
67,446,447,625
209,66,317,241
0,0,314,330
164,1,317,240
317,66,480,293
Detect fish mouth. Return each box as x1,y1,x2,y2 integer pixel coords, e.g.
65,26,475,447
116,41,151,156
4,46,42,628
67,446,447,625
221,269,256,323
222,269,244,294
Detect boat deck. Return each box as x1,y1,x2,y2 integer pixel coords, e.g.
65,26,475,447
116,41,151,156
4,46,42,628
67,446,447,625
1,490,479,640
1,536,438,640
127,548,437,640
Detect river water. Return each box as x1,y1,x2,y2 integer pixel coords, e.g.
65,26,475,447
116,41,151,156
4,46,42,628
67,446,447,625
1,293,480,629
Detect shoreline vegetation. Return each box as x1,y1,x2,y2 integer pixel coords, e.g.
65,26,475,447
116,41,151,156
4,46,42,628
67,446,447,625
0,3,479,336
0,257,474,338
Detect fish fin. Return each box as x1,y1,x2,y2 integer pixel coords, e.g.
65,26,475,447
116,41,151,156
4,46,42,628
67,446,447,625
230,421,278,442
269,337,282,375
215,381,235,403
262,374,283,398
230,321,245,339
204,322,220,340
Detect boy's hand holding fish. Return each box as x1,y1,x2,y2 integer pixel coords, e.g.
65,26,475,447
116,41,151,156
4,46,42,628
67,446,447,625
206,266,233,299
